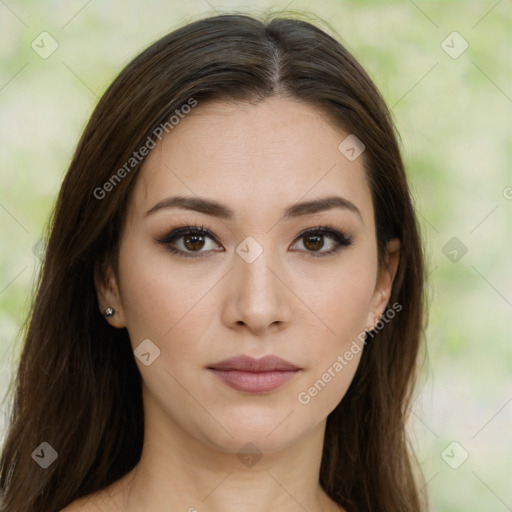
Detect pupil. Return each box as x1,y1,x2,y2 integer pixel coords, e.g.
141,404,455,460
305,235,323,251
182,233,325,252
185,235,204,251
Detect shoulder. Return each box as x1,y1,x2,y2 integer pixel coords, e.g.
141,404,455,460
59,491,118,512
59,497,91,511
59,477,127,512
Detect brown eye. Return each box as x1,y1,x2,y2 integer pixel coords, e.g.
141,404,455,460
157,225,352,259
291,226,353,257
302,234,324,252
156,226,223,258
183,233,206,252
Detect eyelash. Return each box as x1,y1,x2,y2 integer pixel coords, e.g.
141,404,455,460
155,224,353,259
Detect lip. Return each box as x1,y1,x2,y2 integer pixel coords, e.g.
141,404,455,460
207,355,302,393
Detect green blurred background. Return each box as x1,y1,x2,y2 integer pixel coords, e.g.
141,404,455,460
0,1,510,510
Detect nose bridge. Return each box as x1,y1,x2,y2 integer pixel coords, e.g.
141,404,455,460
228,235,289,330
235,235,279,298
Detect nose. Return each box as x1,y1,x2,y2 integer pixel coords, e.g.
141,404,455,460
221,242,292,336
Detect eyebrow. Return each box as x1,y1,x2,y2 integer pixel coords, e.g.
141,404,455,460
145,194,362,222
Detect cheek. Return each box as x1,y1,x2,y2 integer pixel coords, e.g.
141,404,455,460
295,300,367,418
296,349,362,415
117,235,213,343
116,237,218,413
309,255,377,341
297,256,375,405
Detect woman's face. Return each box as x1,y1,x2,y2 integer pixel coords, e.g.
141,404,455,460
97,97,399,454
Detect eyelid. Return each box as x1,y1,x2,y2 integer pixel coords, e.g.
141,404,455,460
156,225,218,245
155,223,353,258
155,225,222,258
291,225,353,257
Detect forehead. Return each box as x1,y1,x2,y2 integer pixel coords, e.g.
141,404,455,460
129,97,374,225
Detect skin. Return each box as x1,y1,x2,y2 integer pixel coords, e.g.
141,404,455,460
64,96,399,512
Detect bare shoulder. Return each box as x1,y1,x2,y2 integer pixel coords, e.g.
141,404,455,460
59,488,122,512
60,469,133,511
59,495,95,512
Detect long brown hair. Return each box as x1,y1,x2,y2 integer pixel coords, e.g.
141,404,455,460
0,12,426,512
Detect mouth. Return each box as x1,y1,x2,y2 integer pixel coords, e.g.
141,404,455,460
207,355,302,393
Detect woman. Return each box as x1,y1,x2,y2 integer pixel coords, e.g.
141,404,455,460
0,12,426,512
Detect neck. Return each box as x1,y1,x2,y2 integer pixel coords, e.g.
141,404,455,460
117,403,338,512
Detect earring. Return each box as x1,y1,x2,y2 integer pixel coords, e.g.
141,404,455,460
104,307,115,317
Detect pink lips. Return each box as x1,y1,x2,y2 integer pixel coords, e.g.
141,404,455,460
207,355,302,393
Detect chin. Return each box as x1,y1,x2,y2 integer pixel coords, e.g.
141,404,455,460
193,408,318,456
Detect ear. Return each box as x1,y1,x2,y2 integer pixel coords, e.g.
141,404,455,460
94,257,126,329
366,238,400,331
